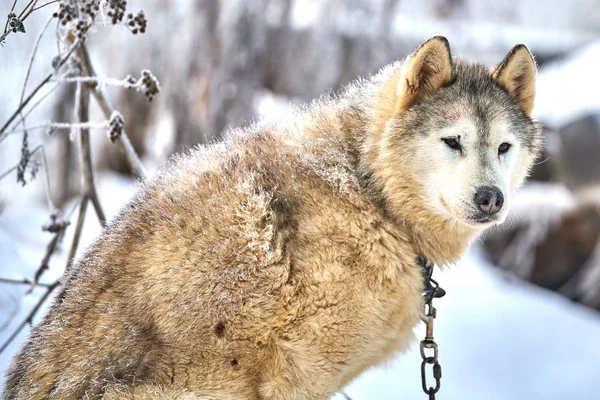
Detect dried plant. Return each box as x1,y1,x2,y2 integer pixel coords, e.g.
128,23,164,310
0,0,158,355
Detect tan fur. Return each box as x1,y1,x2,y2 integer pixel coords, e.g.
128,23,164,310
491,44,537,116
395,36,453,113
3,38,541,399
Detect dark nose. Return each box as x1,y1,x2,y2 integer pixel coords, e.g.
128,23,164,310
474,186,504,215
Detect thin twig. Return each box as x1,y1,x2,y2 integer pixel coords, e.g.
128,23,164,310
65,196,89,272
0,280,60,355
0,0,27,44
17,0,38,20
29,226,66,291
0,292,20,336
0,278,53,288
52,75,141,89
78,42,148,180
77,82,107,226
0,82,61,144
0,31,9,45
4,121,109,137
0,165,18,181
0,143,41,183
14,15,53,162
19,15,53,107
0,1,40,44
4,0,19,34
38,144,57,211
0,37,82,138
28,0,58,15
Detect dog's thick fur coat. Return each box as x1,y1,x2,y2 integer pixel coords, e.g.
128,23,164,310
3,37,541,399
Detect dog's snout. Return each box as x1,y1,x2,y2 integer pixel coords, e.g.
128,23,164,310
474,186,504,215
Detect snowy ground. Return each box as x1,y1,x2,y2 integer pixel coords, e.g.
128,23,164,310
1,174,600,398
337,247,600,399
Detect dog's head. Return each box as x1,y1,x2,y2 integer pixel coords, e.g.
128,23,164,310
372,36,542,229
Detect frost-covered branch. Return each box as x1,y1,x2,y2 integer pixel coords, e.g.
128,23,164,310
52,71,160,101
77,42,149,179
5,121,109,136
1,0,29,45
63,82,106,272
29,212,70,290
65,196,89,273
77,82,106,226
19,15,53,111
28,0,59,15
0,37,82,137
0,0,154,357
0,143,41,184
0,82,61,144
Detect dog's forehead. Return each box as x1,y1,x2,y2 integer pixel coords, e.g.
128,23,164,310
433,110,515,143
445,63,534,144
406,107,517,147
422,91,529,146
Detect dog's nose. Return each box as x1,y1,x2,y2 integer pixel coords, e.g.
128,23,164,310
474,186,504,215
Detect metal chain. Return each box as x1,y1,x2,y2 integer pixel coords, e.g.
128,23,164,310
419,257,446,400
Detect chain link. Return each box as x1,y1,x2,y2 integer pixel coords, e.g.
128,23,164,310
419,258,446,399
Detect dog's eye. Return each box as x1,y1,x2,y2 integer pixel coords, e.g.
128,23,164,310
442,138,461,151
498,142,511,155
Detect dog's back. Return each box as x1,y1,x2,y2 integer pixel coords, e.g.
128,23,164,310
4,111,422,399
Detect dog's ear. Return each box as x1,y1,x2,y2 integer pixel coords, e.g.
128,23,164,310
396,36,453,112
492,44,536,116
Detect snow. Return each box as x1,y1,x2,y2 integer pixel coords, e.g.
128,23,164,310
1,174,600,398
536,41,600,126
290,0,323,30
504,182,575,235
335,246,600,399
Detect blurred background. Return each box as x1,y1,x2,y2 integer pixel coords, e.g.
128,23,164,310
1,0,600,398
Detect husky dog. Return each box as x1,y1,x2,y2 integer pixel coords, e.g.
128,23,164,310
3,36,541,399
